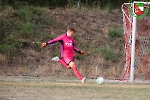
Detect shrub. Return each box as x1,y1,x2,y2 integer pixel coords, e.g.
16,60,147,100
0,44,12,54
99,46,119,62
100,46,113,60
16,21,34,38
108,27,123,38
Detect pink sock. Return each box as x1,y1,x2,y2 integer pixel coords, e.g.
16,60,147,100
58,59,70,69
71,63,82,80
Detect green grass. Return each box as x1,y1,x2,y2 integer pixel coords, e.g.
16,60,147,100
0,76,150,100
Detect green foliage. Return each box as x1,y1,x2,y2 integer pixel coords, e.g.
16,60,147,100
0,5,53,56
100,46,113,60
108,27,123,38
13,8,29,21
99,46,119,62
0,44,12,54
105,3,113,12
1,0,130,9
14,39,27,48
0,5,9,11
16,21,34,38
0,19,12,37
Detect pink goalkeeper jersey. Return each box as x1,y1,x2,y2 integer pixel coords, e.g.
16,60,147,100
47,33,80,58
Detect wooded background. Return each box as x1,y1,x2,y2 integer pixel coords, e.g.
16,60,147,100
0,0,131,9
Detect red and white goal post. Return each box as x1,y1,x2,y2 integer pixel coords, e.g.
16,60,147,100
121,1,150,82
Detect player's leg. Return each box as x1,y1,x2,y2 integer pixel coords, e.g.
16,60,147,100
69,61,86,83
63,54,86,83
52,57,71,69
58,58,71,69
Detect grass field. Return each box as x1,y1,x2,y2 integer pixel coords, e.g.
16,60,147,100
0,76,150,100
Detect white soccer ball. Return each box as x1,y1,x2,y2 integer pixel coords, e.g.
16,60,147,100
96,77,104,85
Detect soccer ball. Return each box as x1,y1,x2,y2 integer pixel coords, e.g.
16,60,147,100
96,77,104,85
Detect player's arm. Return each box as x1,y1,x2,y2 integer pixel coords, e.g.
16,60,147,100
73,43,85,55
41,34,65,48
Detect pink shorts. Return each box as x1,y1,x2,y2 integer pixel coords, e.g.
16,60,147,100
61,51,75,64
61,54,74,64
62,56,74,64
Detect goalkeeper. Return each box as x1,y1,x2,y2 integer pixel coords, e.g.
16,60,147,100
41,27,86,83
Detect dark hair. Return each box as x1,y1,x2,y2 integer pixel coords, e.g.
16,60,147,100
67,27,76,32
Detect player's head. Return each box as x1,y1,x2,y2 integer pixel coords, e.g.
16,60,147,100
67,27,76,33
67,27,75,36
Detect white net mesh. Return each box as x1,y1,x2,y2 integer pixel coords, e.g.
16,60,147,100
121,3,150,81
135,16,150,80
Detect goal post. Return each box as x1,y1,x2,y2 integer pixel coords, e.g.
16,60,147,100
130,12,136,82
121,1,150,82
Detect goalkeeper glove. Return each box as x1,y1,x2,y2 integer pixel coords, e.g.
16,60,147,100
80,51,85,55
41,43,47,48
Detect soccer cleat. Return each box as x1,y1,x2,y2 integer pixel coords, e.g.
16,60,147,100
52,56,59,61
82,77,86,84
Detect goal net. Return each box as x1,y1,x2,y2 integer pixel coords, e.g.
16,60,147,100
121,1,150,82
